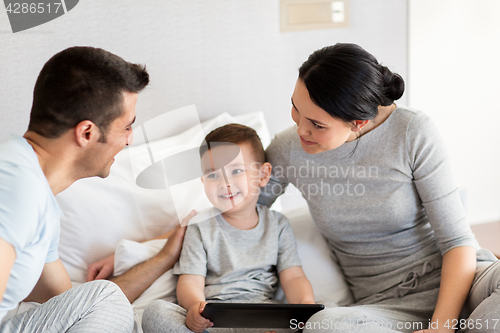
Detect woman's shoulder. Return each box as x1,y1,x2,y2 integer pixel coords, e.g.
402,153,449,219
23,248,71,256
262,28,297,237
256,205,289,227
388,106,438,138
391,107,446,164
391,106,430,126
393,106,439,135
268,125,298,147
265,125,298,166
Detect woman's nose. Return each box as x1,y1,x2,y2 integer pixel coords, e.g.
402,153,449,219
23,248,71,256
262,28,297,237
296,118,309,137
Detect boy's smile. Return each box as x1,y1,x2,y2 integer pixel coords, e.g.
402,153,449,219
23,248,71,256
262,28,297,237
200,142,271,226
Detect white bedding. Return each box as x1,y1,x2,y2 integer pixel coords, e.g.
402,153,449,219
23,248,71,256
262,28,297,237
10,109,353,331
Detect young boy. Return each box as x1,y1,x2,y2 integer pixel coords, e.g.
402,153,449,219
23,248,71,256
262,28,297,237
142,124,315,333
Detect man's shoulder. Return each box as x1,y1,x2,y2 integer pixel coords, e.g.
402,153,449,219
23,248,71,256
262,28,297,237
0,154,52,251
0,136,42,181
0,165,44,196
0,135,36,165
0,161,46,200
0,137,51,220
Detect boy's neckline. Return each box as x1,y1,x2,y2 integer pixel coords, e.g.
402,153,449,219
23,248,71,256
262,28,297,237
220,206,261,231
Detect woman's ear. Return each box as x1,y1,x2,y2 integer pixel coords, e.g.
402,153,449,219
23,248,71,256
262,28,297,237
74,120,98,147
351,119,369,132
259,162,272,187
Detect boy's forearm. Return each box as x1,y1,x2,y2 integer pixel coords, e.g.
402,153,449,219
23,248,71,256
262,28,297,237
281,276,315,304
177,276,206,310
279,266,315,304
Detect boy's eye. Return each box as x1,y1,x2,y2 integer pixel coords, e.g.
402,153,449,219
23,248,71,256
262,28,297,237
232,169,244,175
207,173,218,179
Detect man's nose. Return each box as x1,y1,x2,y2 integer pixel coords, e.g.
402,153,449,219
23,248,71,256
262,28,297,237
126,131,134,146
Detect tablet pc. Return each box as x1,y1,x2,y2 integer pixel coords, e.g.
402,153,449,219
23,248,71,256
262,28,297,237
201,303,324,328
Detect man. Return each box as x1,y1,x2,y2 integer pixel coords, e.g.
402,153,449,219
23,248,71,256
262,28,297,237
0,46,183,332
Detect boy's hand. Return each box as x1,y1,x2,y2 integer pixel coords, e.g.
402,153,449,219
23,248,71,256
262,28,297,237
186,301,213,333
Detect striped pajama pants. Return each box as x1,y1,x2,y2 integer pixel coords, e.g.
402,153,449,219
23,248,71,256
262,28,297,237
0,280,134,333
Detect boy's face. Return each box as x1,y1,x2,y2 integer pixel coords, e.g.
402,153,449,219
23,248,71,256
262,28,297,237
201,143,270,214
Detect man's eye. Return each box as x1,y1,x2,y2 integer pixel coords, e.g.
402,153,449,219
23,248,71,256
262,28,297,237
232,169,244,175
207,173,218,179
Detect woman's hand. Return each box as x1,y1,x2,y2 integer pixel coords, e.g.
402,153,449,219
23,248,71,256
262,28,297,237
185,301,212,333
87,253,115,281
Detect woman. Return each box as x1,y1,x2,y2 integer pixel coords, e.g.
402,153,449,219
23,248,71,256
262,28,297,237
259,43,500,333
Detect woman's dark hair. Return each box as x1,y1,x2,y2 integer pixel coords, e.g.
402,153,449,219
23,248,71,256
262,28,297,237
298,43,404,123
28,46,149,141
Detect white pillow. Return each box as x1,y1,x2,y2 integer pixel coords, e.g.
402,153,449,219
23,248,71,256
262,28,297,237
56,107,271,283
114,239,177,324
275,205,354,306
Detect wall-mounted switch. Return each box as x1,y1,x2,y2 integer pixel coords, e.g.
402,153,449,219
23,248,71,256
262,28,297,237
281,0,349,32
331,1,345,23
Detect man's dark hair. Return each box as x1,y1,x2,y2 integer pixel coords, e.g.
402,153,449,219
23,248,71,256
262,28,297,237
28,46,149,141
200,123,266,164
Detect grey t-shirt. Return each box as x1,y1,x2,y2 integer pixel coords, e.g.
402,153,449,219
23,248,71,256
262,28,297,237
259,107,484,301
173,205,302,302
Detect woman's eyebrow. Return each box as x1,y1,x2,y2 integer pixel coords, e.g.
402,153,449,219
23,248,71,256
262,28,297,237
291,97,327,126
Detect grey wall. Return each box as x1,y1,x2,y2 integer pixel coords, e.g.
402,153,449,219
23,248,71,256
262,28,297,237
0,0,407,142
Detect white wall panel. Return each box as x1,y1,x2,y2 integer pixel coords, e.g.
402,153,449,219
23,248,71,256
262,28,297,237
0,0,407,142
409,0,500,224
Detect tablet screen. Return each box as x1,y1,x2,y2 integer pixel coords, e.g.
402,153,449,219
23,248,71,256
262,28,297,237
201,303,325,328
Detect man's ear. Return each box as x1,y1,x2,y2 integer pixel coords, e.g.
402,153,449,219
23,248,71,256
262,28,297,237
74,120,98,147
259,162,272,187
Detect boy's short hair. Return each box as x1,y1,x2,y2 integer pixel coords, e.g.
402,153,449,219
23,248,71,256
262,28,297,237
200,123,266,164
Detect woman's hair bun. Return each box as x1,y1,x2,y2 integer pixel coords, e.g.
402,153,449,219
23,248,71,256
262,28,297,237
380,65,405,105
